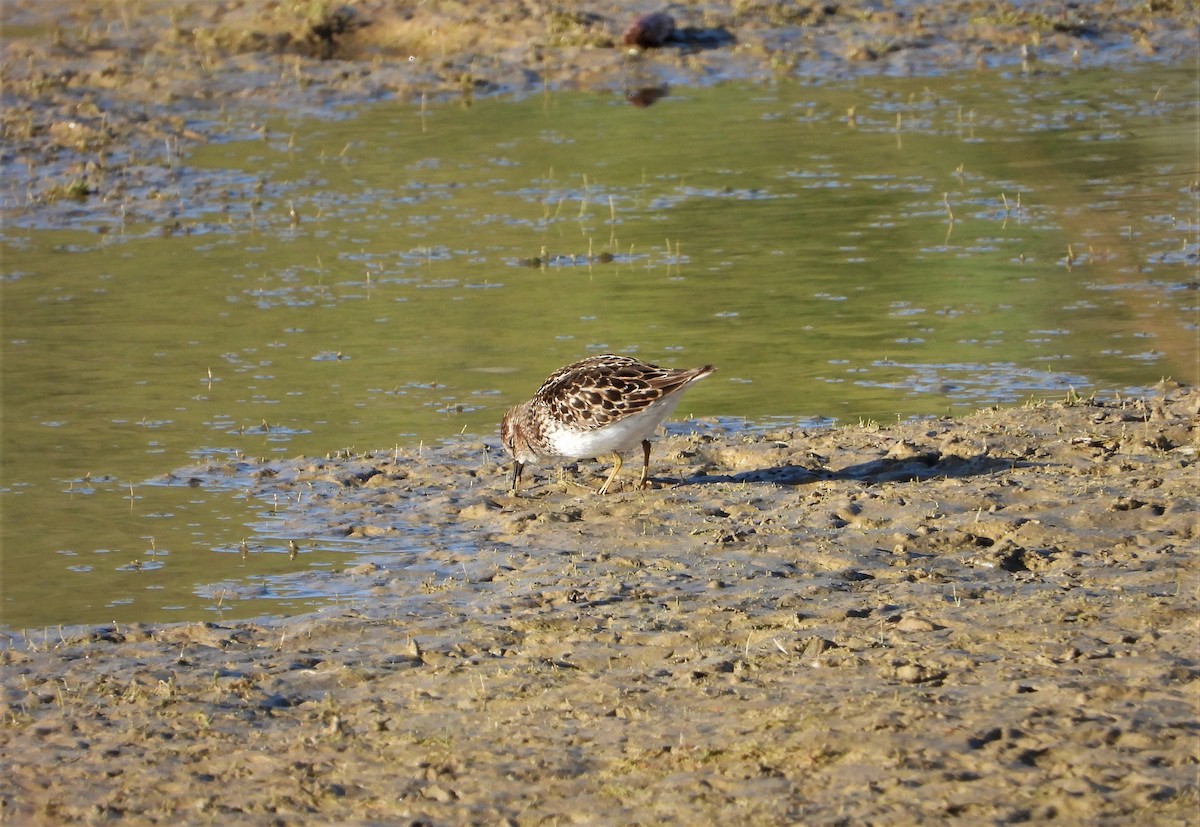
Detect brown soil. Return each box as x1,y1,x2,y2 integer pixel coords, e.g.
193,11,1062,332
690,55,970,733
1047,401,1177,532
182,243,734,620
3,384,1198,824
2,2,1198,824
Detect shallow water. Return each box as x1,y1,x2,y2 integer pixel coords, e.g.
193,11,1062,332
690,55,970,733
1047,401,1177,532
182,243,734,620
2,64,1196,629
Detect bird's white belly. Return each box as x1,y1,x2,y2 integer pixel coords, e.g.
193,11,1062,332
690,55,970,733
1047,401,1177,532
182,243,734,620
547,394,684,459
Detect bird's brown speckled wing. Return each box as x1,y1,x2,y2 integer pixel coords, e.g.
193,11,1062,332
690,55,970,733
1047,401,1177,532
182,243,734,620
533,355,713,431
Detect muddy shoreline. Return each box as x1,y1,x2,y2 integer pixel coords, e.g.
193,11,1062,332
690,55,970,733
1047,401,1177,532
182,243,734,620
3,0,1197,231
3,2,1199,824
3,386,1198,823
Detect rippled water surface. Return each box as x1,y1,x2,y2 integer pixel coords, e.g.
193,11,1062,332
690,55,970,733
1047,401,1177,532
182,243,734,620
2,64,1196,629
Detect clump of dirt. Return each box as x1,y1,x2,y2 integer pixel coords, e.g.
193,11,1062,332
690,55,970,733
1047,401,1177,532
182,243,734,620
3,384,1196,823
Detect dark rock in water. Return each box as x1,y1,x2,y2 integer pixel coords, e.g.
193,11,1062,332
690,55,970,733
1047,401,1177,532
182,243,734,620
623,12,676,48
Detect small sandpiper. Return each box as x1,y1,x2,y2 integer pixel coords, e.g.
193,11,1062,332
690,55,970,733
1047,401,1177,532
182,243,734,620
500,354,715,494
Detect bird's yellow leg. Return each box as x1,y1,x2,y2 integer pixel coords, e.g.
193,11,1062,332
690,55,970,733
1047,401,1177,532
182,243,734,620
597,453,624,495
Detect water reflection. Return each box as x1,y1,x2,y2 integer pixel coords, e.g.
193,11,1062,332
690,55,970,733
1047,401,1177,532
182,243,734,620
1,66,1196,629
627,85,669,107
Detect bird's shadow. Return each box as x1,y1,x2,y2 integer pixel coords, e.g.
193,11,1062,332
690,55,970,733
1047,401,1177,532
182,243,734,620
671,452,1029,488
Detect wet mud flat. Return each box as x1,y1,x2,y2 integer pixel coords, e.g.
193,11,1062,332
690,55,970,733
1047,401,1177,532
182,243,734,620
3,1,1198,822
3,386,1197,824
